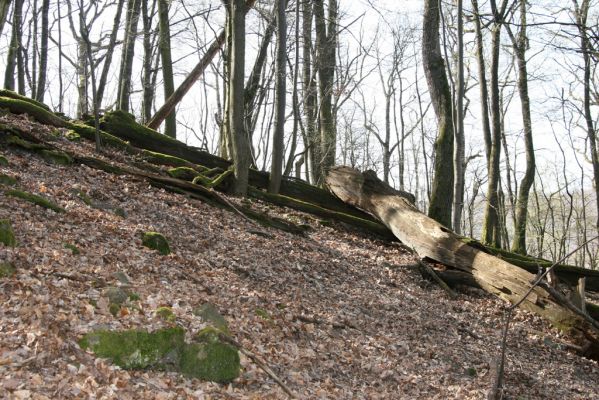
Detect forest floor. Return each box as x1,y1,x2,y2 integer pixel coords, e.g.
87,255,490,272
0,112,598,399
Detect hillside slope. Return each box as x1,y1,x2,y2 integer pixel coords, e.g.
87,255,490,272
1,113,598,399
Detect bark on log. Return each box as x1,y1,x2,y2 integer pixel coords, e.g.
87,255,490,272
326,166,599,358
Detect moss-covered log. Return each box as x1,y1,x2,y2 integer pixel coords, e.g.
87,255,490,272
99,110,381,222
327,166,599,359
5,189,65,213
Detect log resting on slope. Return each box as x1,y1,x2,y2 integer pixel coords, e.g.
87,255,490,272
326,166,599,359
1,92,599,290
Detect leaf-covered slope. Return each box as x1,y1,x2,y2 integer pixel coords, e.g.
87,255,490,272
1,112,598,399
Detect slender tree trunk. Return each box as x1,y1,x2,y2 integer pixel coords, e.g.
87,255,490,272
117,0,142,112
97,0,126,107
228,0,250,195
268,0,287,193
4,0,23,92
313,0,337,186
35,0,49,102
422,0,454,228
284,0,301,177
302,0,317,185
0,0,12,38
244,13,276,140
157,0,176,138
482,0,508,248
141,0,156,123
509,0,535,254
472,0,492,162
452,0,465,233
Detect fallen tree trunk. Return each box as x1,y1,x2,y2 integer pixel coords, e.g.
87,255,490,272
326,166,599,359
2,91,598,289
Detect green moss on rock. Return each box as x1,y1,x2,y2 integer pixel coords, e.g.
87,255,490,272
0,262,16,278
167,167,200,181
193,303,230,335
40,149,73,165
64,130,81,141
5,189,65,213
182,327,240,383
141,231,171,255
80,327,185,370
0,174,17,186
79,327,240,383
104,286,129,305
0,219,16,247
6,134,48,151
155,306,176,322
0,154,8,166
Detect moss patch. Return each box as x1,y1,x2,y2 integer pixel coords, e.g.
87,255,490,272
167,167,200,181
64,243,80,255
40,149,73,165
0,219,16,247
5,189,65,213
155,306,176,322
80,327,240,383
193,303,230,335
0,174,17,186
64,130,81,141
141,231,171,255
0,154,8,166
0,262,16,278
141,150,194,168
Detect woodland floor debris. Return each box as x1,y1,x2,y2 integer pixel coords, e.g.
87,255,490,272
0,113,598,399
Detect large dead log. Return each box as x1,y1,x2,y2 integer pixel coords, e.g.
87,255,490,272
326,166,599,358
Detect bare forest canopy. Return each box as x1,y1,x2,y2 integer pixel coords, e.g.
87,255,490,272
0,0,598,265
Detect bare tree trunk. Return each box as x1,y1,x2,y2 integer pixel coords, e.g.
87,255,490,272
4,0,23,92
302,0,317,185
117,0,142,112
97,0,126,107
508,0,535,254
35,0,49,102
157,0,176,138
452,0,465,234
0,0,12,38
141,0,156,123
313,0,337,186
228,0,250,195
284,0,301,177
268,0,287,193
422,0,454,228
481,0,508,248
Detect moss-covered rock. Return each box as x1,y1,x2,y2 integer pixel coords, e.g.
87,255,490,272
0,154,8,166
167,167,200,181
40,149,73,165
5,189,65,213
155,306,176,322
6,134,48,151
0,219,16,247
0,174,17,186
80,327,185,370
104,286,129,306
0,262,16,278
141,231,171,255
64,243,80,255
182,327,240,383
193,303,230,335
79,327,240,383
64,130,81,141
